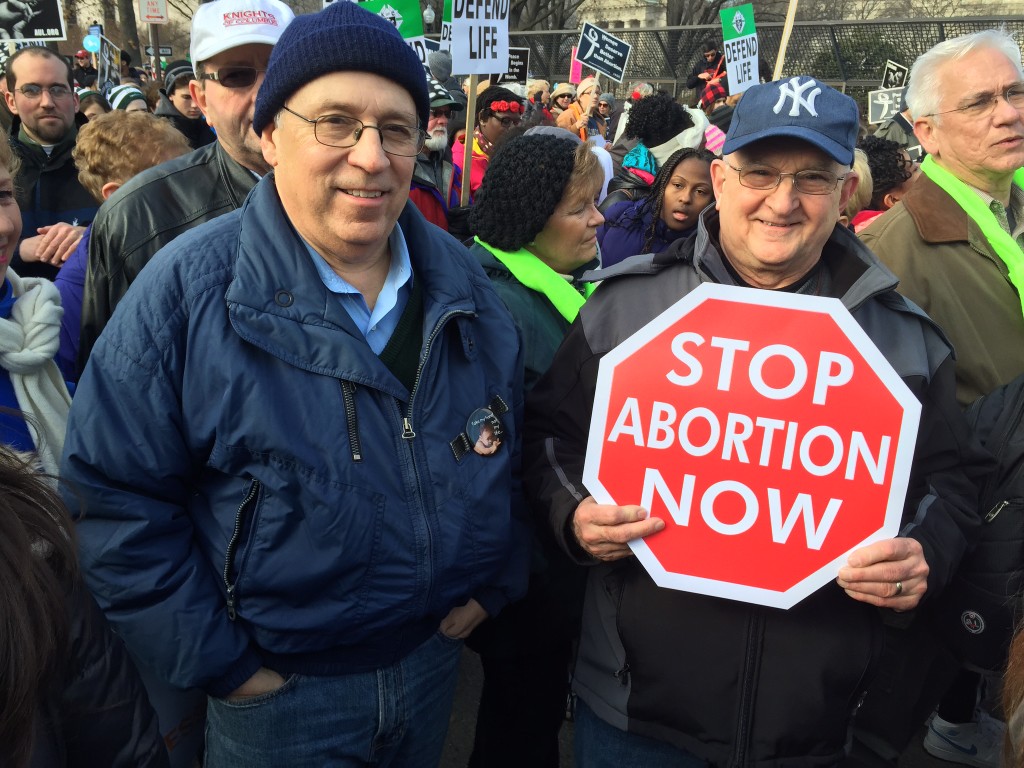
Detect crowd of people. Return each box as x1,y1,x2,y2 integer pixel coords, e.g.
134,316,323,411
1,1,1024,767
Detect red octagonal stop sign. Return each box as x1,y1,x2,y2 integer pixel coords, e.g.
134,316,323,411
583,283,922,609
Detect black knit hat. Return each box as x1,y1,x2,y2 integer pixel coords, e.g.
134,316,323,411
252,2,430,135
471,133,579,252
163,60,194,95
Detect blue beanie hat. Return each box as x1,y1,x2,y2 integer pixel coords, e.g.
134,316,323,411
252,2,429,136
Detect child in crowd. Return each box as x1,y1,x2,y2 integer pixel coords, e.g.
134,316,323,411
598,147,715,268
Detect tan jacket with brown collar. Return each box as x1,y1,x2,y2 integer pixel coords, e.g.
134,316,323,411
861,171,1024,407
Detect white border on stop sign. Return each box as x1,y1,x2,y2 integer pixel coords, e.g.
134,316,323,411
581,282,923,610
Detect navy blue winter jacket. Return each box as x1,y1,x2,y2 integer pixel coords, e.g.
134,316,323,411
62,176,529,697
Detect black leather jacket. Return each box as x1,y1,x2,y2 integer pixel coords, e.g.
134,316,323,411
77,142,258,374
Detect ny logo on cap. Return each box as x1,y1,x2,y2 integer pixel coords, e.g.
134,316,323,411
773,77,822,118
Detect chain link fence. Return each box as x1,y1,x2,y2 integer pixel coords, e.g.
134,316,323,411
507,16,1024,107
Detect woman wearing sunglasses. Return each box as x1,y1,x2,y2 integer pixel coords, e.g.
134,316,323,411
452,84,523,201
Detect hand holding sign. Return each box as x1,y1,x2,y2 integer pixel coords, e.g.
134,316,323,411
583,284,922,609
571,497,664,562
837,536,928,611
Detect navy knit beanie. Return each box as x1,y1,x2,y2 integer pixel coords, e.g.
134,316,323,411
252,2,430,136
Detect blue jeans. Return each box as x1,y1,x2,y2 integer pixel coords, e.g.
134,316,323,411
575,699,708,768
205,631,463,767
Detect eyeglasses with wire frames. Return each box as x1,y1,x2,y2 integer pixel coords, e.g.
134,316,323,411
724,162,847,195
198,66,265,89
15,84,73,100
430,106,453,119
923,84,1024,118
281,105,426,156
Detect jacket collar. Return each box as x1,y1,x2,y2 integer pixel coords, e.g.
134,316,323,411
594,207,899,314
225,175,479,389
9,113,84,166
902,171,973,245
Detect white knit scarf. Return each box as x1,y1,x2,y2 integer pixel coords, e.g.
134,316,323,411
0,269,71,475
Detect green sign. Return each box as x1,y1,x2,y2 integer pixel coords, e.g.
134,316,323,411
357,0,424,39
719,3,758,95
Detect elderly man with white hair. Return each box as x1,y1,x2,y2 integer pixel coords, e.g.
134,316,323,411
860,28,1024,768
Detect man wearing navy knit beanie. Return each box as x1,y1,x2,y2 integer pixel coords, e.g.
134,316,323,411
63,2,529,765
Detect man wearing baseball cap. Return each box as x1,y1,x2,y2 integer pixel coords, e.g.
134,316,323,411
75,0,293,375
525,76,988,765
71,49,96,87
63,2,528,764
409,72,464,230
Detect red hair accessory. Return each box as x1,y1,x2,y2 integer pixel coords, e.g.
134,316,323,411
631,90,642,101
490,100,522,114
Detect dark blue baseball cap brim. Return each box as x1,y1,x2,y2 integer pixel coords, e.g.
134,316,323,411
722,125,854,166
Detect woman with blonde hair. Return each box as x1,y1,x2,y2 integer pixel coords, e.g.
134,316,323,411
557,75,602,141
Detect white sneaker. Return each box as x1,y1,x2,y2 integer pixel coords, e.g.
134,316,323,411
923,712,1005,768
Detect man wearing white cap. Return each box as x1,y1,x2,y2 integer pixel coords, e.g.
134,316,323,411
75,0,293,376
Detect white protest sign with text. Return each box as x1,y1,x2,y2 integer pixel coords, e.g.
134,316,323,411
583,283,921,609
450,0,508,75
720,3,758,95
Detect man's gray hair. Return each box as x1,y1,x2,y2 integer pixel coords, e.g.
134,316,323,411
907,29,1023,120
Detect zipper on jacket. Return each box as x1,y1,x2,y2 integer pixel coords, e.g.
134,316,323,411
986,500,1011,523
402,417,416,440
340,381,363,462
401,309,473,440
732,608,763,767
223,479,261,621
397,308,473,613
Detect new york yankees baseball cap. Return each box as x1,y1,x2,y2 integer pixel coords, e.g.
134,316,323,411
722,76,859,165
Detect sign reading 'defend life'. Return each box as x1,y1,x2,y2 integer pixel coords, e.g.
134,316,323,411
719,3,758,95
583,284,921,610
450,0,509,76
574,22,631,83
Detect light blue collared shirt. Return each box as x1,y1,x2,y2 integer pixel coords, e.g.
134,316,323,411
303,225,413,355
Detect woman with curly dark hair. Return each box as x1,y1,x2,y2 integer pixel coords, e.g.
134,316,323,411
851,135,921,232
0,445,168,768
598,147,714,267
452,84,523,200
603,93,703,209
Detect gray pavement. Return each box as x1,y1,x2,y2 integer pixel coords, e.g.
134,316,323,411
441,650,953,768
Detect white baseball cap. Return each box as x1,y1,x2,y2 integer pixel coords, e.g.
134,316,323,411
190,0,295,67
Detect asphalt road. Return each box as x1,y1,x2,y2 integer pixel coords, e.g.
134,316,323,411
441,650,956,768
